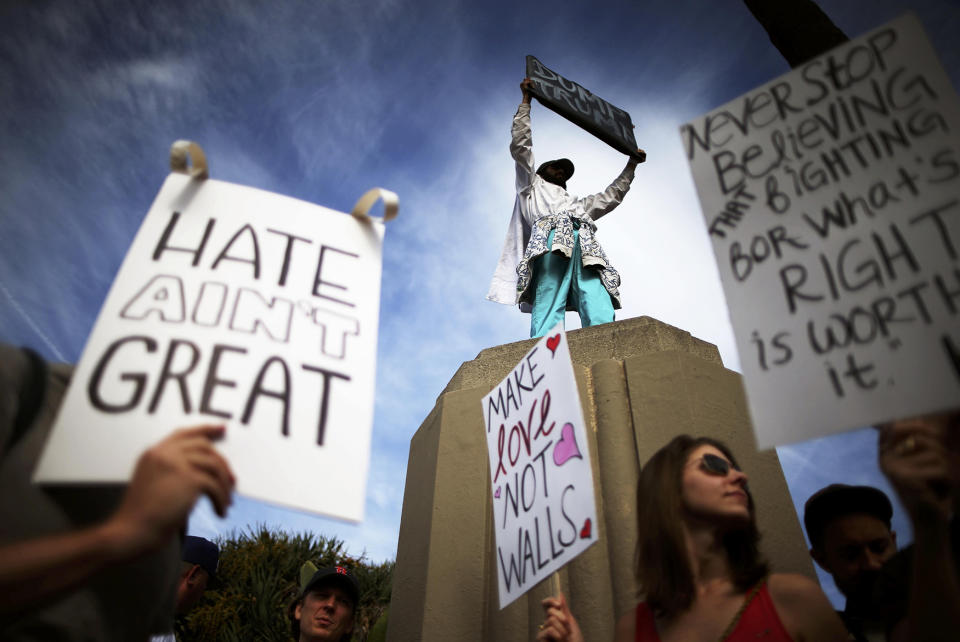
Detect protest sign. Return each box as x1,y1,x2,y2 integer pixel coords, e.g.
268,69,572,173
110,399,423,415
681,14,960,448
34,142,397,522
482,325,598,609
526,55,642,159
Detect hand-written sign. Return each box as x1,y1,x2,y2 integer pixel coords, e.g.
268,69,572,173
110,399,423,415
526,55,641,159
34,172,392,522
681,14,960,448
482,326,598,609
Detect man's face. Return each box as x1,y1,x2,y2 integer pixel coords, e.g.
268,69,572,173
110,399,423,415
295,582,355,641
176,565,210,614
542,163,570,187
811,513,896,602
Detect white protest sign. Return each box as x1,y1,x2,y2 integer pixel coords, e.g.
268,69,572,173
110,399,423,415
35,152,396,522
681,14,960,449
482,325,598,609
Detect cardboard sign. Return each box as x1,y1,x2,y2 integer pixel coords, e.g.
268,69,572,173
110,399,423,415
681,14,960,448
482,326,598,609
34,166,395,522
526,55,641,159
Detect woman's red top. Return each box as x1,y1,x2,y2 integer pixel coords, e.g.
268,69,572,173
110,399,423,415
634,582,794,642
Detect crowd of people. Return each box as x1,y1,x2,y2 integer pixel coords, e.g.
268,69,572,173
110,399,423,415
535,414,959,642
2,78,958,642
2,336,957,642
0,343,364,641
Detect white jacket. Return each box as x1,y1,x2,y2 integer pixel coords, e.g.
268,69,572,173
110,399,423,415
487,103,636,310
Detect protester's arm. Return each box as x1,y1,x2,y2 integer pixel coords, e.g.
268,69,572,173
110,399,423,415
878,413,960,642
0,424,234,616
581,151,643,220
536,594,583,642
767,573,849,642
511,79,536,190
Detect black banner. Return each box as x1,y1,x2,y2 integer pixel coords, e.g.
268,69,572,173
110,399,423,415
526,55,642,160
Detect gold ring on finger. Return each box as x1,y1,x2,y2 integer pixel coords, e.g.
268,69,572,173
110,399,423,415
897,436,917,455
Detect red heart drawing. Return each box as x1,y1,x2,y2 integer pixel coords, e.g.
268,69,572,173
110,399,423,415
546,334,561,356
494,486,501,499
580,518,592,539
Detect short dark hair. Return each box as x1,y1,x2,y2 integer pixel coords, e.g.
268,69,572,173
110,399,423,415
635,435,768,618
803,484,893,551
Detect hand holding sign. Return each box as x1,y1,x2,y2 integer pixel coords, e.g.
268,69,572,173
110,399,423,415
110,424,235,554
525,55,642,159
536,594,584,642
34,142,396,522
681,14,960,448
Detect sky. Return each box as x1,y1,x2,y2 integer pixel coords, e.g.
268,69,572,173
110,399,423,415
2,0,957,608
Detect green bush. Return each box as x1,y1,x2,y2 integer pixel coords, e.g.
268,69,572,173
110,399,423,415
177,525,393,641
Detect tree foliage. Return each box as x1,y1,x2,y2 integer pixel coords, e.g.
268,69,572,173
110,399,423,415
177,525,393,641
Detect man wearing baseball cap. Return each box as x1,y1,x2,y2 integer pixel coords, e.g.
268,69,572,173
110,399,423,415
487,77,645,338
291,563,359,642
804,483,897,642
175,536,219,615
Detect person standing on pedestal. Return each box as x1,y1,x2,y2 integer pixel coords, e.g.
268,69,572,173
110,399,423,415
487,78,645,338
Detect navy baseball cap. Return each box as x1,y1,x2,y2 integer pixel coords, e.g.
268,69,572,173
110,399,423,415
182,536,219,579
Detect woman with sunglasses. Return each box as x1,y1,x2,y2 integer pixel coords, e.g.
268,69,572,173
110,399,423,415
536,435,847,642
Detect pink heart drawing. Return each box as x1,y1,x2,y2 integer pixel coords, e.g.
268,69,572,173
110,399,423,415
546,334,561,356
494,486,501,499
553,423,582,466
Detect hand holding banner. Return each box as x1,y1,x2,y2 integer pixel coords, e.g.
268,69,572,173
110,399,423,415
681,14,960,448
34,142,397,522
526,55,643,161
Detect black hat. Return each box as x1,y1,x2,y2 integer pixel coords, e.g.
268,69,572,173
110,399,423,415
537,158,575,179
803,484,893,550
182,536,219,579
300,565,360,607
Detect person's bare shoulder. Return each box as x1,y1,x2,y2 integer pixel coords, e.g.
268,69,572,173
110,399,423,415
614,605,636,642
768,574,848,642
768,573,823,602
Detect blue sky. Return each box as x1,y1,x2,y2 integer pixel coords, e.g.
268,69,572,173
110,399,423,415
2,0,957,608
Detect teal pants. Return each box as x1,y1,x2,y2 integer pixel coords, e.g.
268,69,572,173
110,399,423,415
530,229,614,338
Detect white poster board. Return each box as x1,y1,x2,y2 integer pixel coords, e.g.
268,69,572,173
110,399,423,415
482,326,598,609
681,14,960,448
35,167,395,522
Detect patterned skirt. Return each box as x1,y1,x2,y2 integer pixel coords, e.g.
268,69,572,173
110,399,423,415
516,211,622,310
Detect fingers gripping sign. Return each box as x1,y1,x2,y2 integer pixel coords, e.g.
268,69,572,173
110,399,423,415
878,413,958,520
111,424,236,555
537,593,583,642
521,77,534,104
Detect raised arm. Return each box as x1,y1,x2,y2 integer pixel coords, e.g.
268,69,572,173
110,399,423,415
878,413,960,642
0,424,235,616
579,152,642,221
511,78,536,191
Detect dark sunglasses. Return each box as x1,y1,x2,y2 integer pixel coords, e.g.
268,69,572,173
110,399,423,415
698,453,741,476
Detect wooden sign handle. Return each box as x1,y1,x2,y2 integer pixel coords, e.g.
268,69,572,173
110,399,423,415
550,572,561,597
